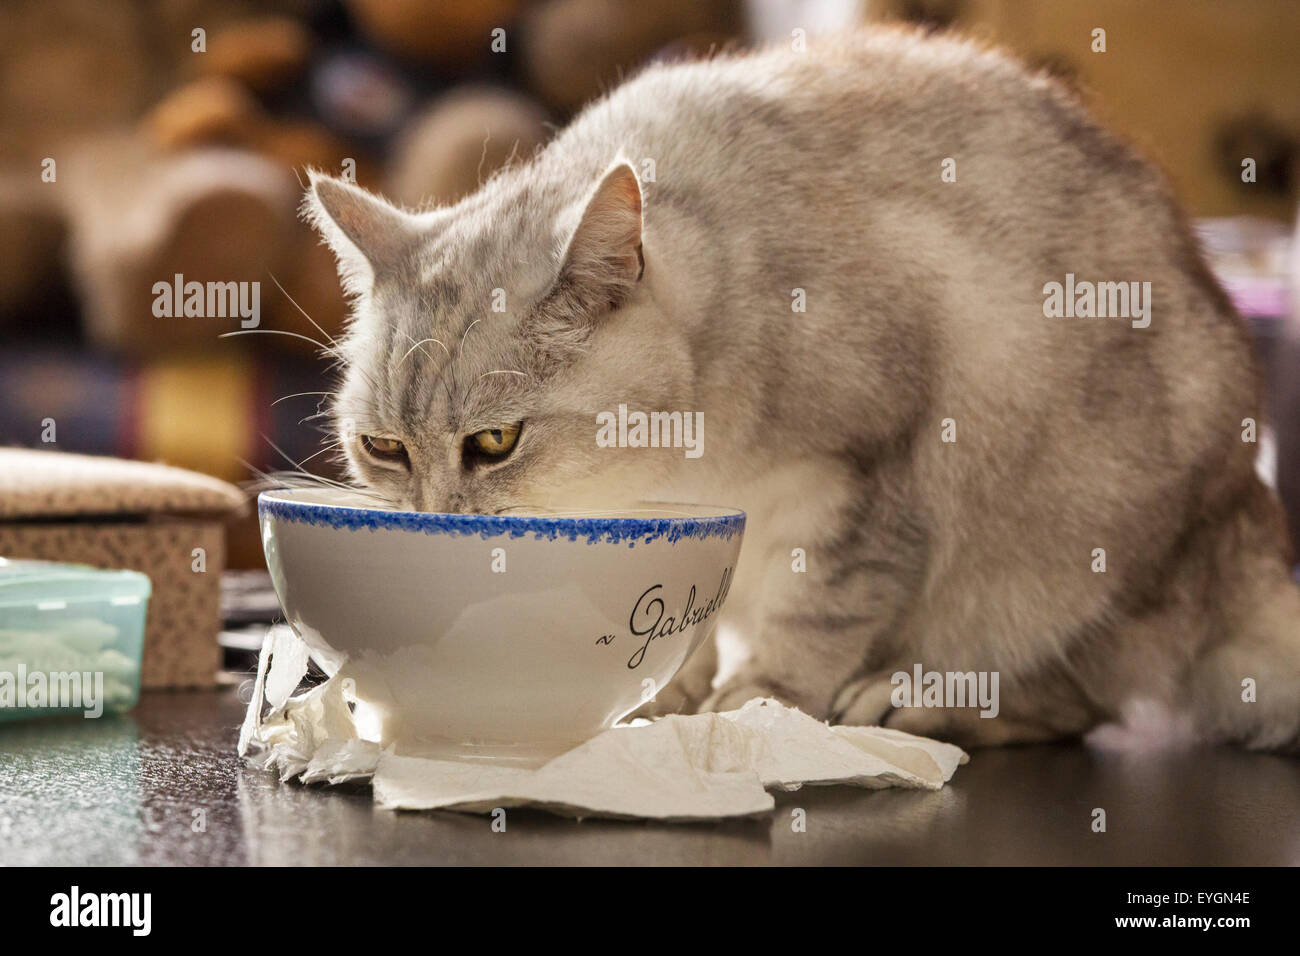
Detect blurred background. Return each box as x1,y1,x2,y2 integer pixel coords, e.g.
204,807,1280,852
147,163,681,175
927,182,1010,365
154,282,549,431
2,0,1299,572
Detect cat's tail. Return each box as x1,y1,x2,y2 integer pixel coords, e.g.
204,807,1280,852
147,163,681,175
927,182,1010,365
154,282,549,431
1190,478,1300,752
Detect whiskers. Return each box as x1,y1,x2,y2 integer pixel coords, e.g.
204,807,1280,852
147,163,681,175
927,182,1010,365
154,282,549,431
239,427,384,507
458,318,482,356
398,334,451,367
239,455,390,510
478,369,528,382
220,271,372,500
270,390,332,407
269,272,344,355
241,458,344,494
218,327,340,355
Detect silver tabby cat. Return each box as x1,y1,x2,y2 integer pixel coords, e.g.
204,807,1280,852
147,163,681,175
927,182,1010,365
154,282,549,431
304,31,1300,750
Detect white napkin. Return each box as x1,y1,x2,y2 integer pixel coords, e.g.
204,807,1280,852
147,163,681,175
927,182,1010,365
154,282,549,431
240,632,967,821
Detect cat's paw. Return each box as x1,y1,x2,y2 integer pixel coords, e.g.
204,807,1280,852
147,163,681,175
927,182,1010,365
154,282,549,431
880,705,955,738
830,675,895,726
629,682,703,720
702,682,788,713
631,644,718,719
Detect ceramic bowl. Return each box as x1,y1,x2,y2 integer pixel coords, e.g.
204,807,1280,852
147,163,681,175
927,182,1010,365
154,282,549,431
258,488,745,762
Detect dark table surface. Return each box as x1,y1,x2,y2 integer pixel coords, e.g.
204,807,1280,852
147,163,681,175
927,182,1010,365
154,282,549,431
3,687,1299,866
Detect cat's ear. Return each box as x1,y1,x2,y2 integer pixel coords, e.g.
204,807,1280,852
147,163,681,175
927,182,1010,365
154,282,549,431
302,171,415,293
557,161,644,314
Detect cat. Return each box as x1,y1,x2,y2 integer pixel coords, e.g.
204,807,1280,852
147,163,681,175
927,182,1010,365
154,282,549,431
303,29,1300,751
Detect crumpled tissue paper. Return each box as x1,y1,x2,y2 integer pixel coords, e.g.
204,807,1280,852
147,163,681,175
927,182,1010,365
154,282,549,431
240,628,967,821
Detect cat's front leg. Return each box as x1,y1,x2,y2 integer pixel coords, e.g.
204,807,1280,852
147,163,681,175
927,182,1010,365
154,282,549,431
831,665,1098,746
703,665,831,715
699,544,921,718
693,455,928,717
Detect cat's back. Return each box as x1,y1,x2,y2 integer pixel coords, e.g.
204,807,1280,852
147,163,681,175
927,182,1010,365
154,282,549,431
557,29,1145,201
532,30,1248,430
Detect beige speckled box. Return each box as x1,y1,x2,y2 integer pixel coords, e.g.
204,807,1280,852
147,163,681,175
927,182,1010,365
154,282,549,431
0,448,246,687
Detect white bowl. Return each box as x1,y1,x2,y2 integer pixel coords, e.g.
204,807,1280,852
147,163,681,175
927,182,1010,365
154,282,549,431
258,488,745,763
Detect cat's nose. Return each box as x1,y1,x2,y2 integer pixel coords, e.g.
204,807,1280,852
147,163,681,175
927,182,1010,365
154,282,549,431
408,483,440,513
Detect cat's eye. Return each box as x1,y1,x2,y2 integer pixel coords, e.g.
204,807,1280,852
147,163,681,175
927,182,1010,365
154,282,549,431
360,435,409,467
465,422,522,464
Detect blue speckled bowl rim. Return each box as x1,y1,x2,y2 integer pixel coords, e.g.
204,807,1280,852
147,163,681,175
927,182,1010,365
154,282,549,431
257,490,745,546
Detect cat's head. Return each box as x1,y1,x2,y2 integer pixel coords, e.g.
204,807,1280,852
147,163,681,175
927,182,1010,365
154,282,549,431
303,162,692,514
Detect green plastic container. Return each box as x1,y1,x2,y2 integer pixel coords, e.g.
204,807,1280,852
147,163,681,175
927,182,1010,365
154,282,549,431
0,558,150,722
